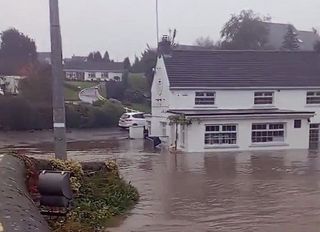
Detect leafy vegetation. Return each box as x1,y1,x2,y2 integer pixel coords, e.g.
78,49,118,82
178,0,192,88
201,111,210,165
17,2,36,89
220,10,270,50
64,81,98,101
281,24,300,50
66,100,125,129
48,160,139,232
50,159,84,193
0,28,37,76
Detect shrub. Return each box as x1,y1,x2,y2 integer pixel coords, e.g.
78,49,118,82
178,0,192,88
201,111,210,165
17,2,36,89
65,101,125,129
0,96,52,130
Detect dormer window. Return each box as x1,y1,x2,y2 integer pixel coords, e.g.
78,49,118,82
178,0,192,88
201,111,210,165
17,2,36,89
254,92,274,105
195,91,215,105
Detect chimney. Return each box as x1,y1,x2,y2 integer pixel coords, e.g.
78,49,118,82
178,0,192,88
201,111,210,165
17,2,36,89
158,35,172,57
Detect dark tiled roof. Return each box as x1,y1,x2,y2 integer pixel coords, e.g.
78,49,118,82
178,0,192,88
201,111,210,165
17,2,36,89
164,50,320,88
168,108,315,116
64,61,124,72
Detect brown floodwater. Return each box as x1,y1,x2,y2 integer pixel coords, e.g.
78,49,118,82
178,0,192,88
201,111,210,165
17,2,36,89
1,132,320,232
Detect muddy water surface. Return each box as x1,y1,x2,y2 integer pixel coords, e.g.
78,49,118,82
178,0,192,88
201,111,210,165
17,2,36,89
1,132,320,232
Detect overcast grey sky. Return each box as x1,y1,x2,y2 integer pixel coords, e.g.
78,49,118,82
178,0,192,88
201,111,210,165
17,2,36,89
0,0,320,61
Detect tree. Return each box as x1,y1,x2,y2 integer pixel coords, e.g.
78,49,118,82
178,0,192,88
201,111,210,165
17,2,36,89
87,51,103,62
19,64,52,104
130,46,157,89
87,52,95,62
0,28,37,75
314,40,320,53
195,36,216,48
122,57,131,89
220,10,269,50
131,56,143,73
93,51,102,62
140,47,157,89
103,51,110,62
123,57,131,70
281,25,300,51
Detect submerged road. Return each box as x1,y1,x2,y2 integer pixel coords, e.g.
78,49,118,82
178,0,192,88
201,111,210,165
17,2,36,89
2,133,320,232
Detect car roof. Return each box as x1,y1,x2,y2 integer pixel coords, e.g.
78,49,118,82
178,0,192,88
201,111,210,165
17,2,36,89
124,112,144,115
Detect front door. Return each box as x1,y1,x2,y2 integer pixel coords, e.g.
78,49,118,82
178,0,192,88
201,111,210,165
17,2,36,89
309,124,320,149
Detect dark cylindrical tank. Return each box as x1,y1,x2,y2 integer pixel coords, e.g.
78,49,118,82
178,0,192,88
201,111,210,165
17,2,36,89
38,171,73,199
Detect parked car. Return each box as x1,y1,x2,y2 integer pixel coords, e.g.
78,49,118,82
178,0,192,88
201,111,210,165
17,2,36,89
118,112,146,129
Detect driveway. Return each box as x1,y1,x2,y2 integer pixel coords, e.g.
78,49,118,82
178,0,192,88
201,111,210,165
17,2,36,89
79,84,105,104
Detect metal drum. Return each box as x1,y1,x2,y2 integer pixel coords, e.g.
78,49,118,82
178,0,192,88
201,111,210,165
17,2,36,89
38,171,73,208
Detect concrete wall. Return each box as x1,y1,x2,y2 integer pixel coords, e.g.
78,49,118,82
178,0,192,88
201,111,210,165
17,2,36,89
0,155,50,232
180,117,310,153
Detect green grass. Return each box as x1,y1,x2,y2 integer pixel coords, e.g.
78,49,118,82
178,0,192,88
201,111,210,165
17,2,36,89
64,87,79,101
67,81,99,89
64,81,99,101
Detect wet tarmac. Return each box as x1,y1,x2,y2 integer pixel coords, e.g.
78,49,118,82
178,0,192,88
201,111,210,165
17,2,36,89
1,133,320,232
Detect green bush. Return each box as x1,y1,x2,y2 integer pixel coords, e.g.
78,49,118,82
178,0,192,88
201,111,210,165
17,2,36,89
65,101,125,129
0,96,52,130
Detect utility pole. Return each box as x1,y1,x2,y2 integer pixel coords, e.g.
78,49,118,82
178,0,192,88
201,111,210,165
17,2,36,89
156,0,159,44
49,0,67,159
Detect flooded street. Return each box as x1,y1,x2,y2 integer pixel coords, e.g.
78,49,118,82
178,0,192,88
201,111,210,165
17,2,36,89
1,132,320,232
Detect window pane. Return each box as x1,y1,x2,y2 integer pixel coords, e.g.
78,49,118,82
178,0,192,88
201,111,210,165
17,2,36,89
254,92,273,105
205,92,215,97
251,123,285,143
205,124,237,145
196,92,205,96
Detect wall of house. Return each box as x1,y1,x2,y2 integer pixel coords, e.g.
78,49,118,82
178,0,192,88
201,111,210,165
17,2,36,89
169,89,320,123
65,71,123,82
150,57,171,137
178,117,310,153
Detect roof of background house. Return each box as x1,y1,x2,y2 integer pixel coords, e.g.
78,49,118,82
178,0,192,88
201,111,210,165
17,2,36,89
175,44,216,51
64,61,125,72
163,49,320,88
64,56,87,63
262,22,320,50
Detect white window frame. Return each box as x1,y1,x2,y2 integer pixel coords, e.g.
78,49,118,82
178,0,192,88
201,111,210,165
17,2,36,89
254,91,274,105
195,91,215,106
251,123,285,144
306,91,320,104
204,124,237,146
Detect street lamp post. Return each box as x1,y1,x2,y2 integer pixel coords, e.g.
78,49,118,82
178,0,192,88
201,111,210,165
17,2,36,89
49,0,67,160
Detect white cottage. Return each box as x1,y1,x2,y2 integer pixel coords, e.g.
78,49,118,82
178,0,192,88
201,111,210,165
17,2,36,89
64,61,124,82
148,48,320,152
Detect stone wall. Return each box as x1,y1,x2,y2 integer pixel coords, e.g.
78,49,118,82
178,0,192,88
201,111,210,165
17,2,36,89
0,155,50,232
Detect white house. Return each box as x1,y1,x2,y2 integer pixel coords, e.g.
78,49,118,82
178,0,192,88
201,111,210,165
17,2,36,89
64,61,124,82
148,47,320,152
